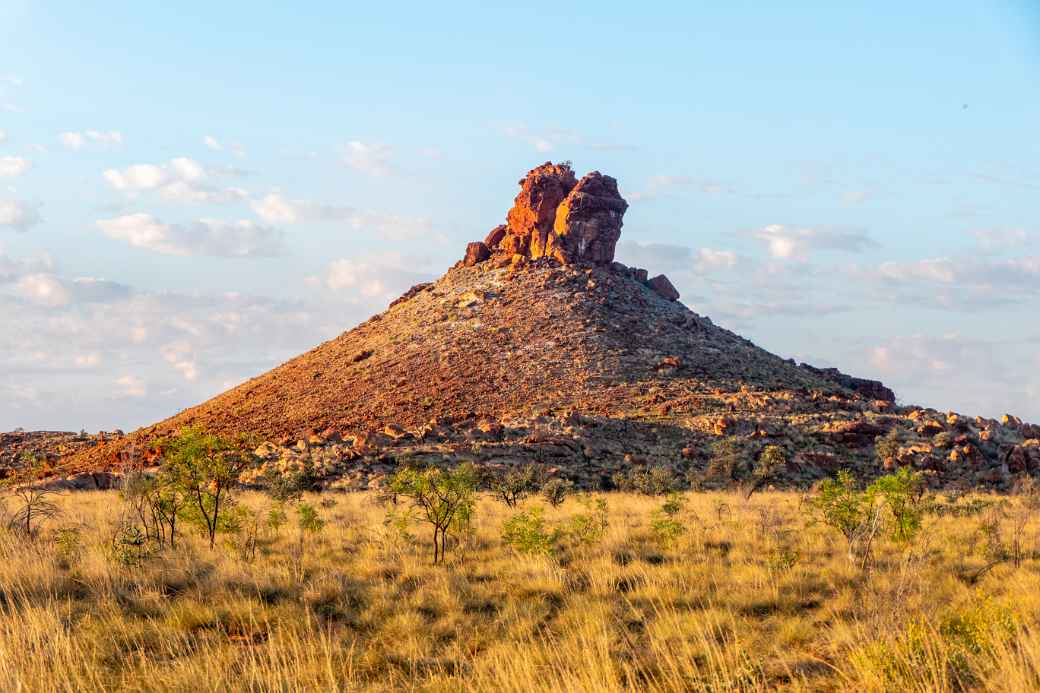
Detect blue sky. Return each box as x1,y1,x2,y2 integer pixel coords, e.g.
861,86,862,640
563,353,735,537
1,1,1038,430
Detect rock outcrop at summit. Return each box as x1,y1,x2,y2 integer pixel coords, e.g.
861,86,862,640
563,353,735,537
477,162,628,268
551,171,629,265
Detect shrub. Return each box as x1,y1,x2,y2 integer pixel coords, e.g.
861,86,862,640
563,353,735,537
492,464,542,508
3,456,61,539
389,463,478,563
291,502,326,573
738,445,786,500
501,506,561,555
52,525,83,567
875,427,902,464
541,478,574,507
650,492,686,547
612,466,676,495
810,469,884,566
706,438,748,483
868,466,925,544
160,427,258,549
566,495,609,548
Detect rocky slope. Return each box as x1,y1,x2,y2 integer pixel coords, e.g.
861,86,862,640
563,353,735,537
25,162,1040,491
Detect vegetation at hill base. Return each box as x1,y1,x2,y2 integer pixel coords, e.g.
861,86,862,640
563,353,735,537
2,432,1040,691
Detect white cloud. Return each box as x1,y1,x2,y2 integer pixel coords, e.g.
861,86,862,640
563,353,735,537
320,253,433,304
0,130,6,144
97,213,284,257
0,199,42,231
615,241,693,273
878,256,1040,287
74,353,101,368
115,375,146,398
161,341,198,381
752,224,877,260
250,192,436,240
695,248,738,274
500,124,590,154
342,141,393,176
0,156,31,177
864,333,1040,420
628,175,734,201
971,228,1030,251
0,248,53,282
203,135,245,158
103,157,247,204
60,130,124,151
251,192,356,225
15,273,70,307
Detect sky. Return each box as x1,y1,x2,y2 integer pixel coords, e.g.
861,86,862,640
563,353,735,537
1,1,1038,431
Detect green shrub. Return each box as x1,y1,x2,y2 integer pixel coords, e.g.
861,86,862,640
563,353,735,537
389,463,478,563
810,470,882,566
739,445,786,499
501,506,561,555
160,426,258,549
650,492,686,547
868,466,924,543
566,495,609,548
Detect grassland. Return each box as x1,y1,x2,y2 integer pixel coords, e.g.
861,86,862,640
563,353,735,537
1,489,1039,691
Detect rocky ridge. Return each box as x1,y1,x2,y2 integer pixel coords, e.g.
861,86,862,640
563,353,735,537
12,162,1039,492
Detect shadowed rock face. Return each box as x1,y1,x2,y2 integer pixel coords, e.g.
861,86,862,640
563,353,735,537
552,171,628,265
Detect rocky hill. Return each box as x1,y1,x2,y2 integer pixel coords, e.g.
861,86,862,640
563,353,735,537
34,163,1040,491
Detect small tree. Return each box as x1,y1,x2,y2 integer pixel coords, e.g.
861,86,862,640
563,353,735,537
566,494,609,549
650,492,687,547
541,478,574,507
738,445,786,500
161,427,257,549
291,501,325,575
492,464,542,508
875,428,902,465
867,466,924,544
120,469,188,549
3,456,61,539
389,463,478,563
810,470,884,567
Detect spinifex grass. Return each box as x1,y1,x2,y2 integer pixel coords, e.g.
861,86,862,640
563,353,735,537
0,490,1038,691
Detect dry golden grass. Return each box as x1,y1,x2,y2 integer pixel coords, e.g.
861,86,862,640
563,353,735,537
0,489,1039,692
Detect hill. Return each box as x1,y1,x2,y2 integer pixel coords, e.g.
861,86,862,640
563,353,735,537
48,163,1040,490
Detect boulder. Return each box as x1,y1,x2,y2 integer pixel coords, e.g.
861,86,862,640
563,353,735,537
505,162,577,242
464,163,628,267
552,171,628,265
1007,439,1040,474
648,274,680,301
484,224,507,249
463,241,490,267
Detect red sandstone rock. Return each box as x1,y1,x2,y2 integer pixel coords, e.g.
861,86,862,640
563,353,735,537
552,171,628,265
484,224,507,249
505,162,577,242
648,274,680,301
464,241,490,266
